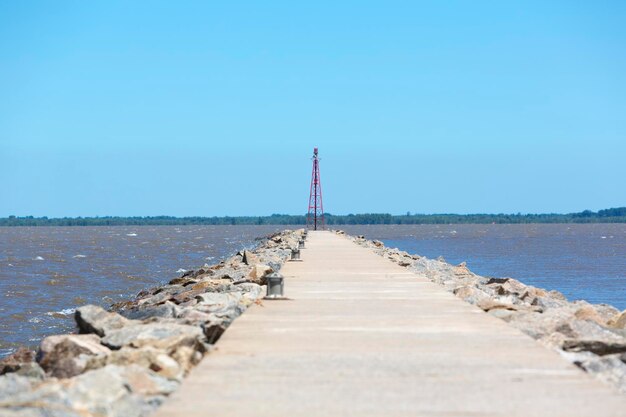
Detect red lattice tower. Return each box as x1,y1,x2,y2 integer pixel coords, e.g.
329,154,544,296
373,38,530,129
307,147,325,230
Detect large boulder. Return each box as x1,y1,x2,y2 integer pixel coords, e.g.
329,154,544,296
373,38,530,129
71,364,179,399
560,318,625,342
195,292,243,311
573,305,607,325
0,407,82,417
12,364,176,407
101,322,204,351
201,315,230,344
475,298,541,313
211,266,246,281
247,264,272,283
118,301,178,321
574,353,626,394
531,293,569,310
387,253,412,267
169,344,205,374
57,365,151,416
453,285,491,305
171,288,209,304
176,307,214,325
37,334,111,378
485,278,530,302
453,262,475,280
242,250,259,266
562,339,626,356
75,305,134,337
608,310,626,329
594,304,621,323
65,365,179,404
237,283,264,304
0,373,35,401
0,365,146,417
509,306,626,356
90,347,183,381
202,323,227,344
508,308,574,339
0,348,44,379
136,290,175,306
114,364,179,396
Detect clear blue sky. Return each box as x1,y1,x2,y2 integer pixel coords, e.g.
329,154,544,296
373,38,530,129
1,1,625,217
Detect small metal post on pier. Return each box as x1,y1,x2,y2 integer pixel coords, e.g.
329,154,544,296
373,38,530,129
264,272,285,299
289,248,301,262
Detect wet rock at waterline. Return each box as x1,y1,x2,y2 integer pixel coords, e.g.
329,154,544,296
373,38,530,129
75,304,135,336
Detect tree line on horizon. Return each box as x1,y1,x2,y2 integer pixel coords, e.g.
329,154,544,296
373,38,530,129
1,207,625,226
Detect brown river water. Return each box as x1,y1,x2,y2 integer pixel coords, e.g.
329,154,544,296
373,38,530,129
0,225,283,357
0,224,624,357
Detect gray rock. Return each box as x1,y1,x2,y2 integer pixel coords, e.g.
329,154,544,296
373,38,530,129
485,277,510,285
0,347,36,376
0,373,34,401
563,339,626,356
37,334,111,378
562,318,625,341
13,362,46,380
171,287,210,304
570,304,610,325
487,309,517,321
169,344,206,374
242,250,259,265
101,322,204,350
115,364,180,396
237,283,264,303
247,264,272,283
93,347,183,381
609,328,626,339
0,366,144,417
75,305,133,337
452,285,491,305
212,267,247,282
137,290,175,306
202,320,227,344
532,295,569,310
487,278,528,299
175,307,214,325
574,353,626,394
608,310,626,329
0,407,83,417
195,292,242,311
476,298,542,313
119,301,178,321
594,304,621,323
62,365,147,416
7,365,158,417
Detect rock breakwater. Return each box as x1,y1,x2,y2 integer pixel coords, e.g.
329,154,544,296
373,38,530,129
341,230,626,394
0,229,305,417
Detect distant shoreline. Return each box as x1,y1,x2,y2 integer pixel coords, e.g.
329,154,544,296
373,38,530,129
1,207,625,226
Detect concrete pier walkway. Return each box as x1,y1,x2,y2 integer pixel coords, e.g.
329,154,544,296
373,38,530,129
155,231,626,417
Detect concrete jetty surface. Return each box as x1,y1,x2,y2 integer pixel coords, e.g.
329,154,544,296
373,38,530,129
154,231,626,417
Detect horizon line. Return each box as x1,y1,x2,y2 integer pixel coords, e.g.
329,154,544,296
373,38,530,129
3,207,625,219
